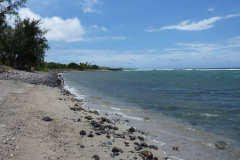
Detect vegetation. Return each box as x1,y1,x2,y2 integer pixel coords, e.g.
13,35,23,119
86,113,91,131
0,1,121,72
45,62,101,71
0,0,49,71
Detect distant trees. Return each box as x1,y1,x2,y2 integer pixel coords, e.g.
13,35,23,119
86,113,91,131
45,62,100,70
0,0,50,71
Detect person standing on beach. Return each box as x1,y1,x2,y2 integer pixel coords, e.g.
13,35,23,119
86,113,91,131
57,75,61,86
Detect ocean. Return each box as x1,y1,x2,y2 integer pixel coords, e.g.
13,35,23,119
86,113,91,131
62,69,240,160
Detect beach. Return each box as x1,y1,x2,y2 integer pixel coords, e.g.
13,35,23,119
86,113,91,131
0,70,174,160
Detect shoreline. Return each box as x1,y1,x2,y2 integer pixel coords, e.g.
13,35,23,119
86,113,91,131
0,70,174,160
62,70,240,160
1,70,239,160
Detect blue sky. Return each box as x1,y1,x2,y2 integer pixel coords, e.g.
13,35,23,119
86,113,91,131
15,0,240,69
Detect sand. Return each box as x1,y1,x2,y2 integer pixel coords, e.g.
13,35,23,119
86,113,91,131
0,80,176,160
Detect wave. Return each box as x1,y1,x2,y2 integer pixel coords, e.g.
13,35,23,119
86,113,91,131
63,84,85,100
184,112,219,118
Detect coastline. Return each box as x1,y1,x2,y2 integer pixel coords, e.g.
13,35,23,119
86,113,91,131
62,70,240,160
0,70,174,160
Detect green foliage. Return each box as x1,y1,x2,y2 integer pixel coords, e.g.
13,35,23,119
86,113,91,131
35,65,48,72
46,62,67,69
44,62,100,71
1,0,26,66
67,62,79,69
14,18,49,70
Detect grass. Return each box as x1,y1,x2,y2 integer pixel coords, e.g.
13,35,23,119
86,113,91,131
0,65,15,70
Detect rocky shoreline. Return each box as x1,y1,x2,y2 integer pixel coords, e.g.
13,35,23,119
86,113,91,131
0,70,58,87
0,70,175,160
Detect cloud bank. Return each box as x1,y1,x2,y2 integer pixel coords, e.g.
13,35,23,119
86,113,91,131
46,36,240,69
146,14,240,32
18,8,86,42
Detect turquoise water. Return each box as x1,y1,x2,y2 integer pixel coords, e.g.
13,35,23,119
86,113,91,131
63,70,240,159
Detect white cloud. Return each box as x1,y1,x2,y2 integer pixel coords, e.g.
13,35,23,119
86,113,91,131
87,25,107,32
146,14,240,32
83,36,126,42
208,8,215,12
81,0,103,13
18,8,85,42
46,36,240,69
12,8,123,43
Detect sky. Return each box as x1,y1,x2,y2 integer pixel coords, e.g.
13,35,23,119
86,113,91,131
11,0,240,69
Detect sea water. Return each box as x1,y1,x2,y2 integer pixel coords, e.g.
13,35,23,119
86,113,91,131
62,70,240,160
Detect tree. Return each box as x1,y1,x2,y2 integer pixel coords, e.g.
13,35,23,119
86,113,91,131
14,18,49,70
68,62,79,69
0,0,26,64
1,26,16,66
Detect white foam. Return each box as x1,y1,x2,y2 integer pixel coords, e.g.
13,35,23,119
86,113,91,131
64,84,84,100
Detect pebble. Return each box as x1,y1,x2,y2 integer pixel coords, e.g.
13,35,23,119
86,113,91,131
42,116,52,121
79,130,86,135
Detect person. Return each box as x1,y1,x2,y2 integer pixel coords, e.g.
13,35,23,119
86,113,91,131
57,75,61,86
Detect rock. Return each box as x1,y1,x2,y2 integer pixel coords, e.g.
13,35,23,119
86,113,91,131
88,133,94,138
107,141,112,145
80,130,86,135
214,144,227,150
140,142,148,147
152,157,158,160
113,126,118,130
149,145,158,150
129,127,136,133
135,145,142,151
129,135,136,141
85,115,93,120
112,147,120,152
70,107,81,111
172,146,179,151
102,117,107,121
138,136,144,141
80,145,85,148
163,157,171,160
114,133,125,139
107,125,113,129
42,116,52,121
140,150,153,159
95,132,101,135
106,134,111,138
124,141,129,146
92,154,100,160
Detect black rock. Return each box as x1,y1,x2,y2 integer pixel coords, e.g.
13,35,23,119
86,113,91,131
138,136,144,141
129,127,136,133
80,145,85,148
80,130,86,135
95,132,101,135
85,115,93,120
70,107,81,111
129,135,136,141
88,133,94,138
42,116,52,121
149,145,158,150
135,145,142,151
113,126,118,130
140,142,148,147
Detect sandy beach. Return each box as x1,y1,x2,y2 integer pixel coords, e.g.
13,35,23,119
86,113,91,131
0,71,176,160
